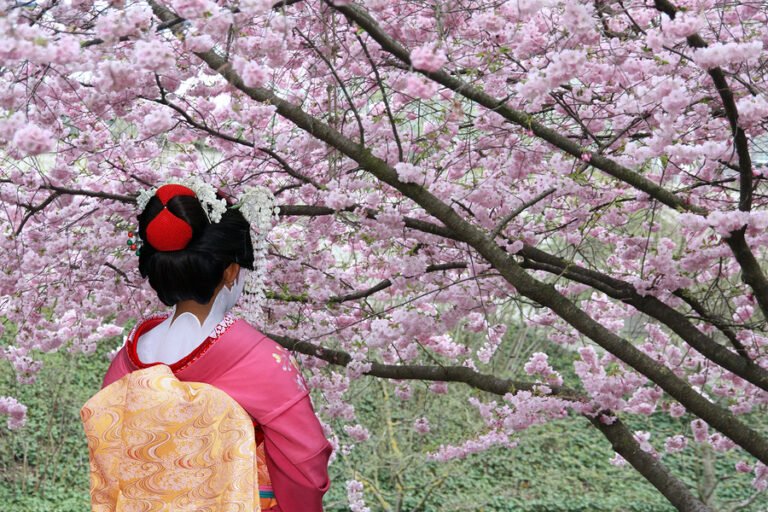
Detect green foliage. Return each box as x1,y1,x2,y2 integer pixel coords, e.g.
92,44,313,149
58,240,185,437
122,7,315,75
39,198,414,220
0,342,112,512
323,341,764,511
324,378,683,512
0,337,764,511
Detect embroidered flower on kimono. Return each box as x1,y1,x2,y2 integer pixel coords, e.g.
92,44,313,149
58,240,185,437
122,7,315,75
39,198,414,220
272,347,308,391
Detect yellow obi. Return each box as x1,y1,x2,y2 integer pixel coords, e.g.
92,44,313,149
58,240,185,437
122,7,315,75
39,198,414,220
81,365,259,512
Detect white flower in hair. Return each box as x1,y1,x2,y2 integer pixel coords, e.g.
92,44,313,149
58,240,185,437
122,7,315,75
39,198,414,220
135,178,227,223
237,185,280,231
180,177,227,223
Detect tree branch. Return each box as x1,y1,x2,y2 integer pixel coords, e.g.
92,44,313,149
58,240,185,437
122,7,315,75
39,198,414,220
652,0,768,321
590,415,714,512
268,262,468,303
518,244,768,390
355,33,404,162
153,95,323,188
16,191,60,235
328,0,768,392
674,289,747,357
294,28,366,146
653,0,753,212
269,331,584,399
491,188,555,239
41,185,135,203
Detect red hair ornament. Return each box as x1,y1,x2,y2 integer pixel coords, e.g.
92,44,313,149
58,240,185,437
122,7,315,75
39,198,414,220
145,184,197,252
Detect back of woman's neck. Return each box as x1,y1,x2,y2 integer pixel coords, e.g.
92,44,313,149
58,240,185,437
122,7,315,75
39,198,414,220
173,299,213,326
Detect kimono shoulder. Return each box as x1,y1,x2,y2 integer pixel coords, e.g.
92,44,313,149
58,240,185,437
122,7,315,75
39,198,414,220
198,319,311,426
103,316,310,426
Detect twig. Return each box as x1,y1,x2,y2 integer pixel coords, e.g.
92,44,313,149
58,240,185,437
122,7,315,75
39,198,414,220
491,188,555,239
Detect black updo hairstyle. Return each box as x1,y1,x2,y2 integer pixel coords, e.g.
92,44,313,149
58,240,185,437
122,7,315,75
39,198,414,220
137,193,255,306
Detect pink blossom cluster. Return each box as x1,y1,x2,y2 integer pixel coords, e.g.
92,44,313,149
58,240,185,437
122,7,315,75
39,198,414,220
0,396,27,430
343,424,371,442
12,124,55,157
523,352,563,387
428,430,512,462
693,42,763,70
413,417,430,434
574,347,646,412
141,107,176,136
410,44,447,72
233,56,270,89
664,435,687,454
132,40,175,72
754,463,768,492
499,391,571,432
345,480,371,512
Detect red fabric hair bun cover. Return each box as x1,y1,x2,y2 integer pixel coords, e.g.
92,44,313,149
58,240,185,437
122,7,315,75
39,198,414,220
145,184,197,252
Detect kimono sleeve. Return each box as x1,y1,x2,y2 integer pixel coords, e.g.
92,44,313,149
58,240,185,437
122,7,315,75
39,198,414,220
102,348,132,388
216,332,332,512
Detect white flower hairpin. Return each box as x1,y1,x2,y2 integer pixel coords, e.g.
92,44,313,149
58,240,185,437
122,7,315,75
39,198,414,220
136,177,228,223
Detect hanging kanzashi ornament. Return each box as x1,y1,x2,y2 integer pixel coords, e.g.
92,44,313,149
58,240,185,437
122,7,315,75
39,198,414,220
232,185,279,324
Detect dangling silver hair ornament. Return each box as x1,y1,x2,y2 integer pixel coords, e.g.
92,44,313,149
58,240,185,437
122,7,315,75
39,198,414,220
231,185,280,324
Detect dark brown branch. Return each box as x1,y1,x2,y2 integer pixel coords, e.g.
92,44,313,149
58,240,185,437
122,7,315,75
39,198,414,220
268,262,468,303
257,146,323,189
653,0,753,213
590,415,714,512
278,204,340,216
269,332,582,399
294,28,365,146
277,203,457,241
80,0,305,48
153,96,322,188
519,244,768,389
724,229,768,322
81,35,130,49
103,262,130,282
491,188,555,239
314,2,768,466
41,185,135,203
16,191,60,235
674,289,747,357
653,0,768,321
271,330,712,512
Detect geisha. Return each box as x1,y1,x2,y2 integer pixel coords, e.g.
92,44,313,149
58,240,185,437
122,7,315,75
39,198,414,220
81,182,332,511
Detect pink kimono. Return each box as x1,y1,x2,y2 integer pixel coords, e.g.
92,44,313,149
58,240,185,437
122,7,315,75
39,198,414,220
103,313,332,512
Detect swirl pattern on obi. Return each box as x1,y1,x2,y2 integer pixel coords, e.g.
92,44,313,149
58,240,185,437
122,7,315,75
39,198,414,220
81,365,259,512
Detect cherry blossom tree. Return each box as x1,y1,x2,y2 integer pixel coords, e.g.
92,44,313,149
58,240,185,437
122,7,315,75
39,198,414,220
1,0,768,510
